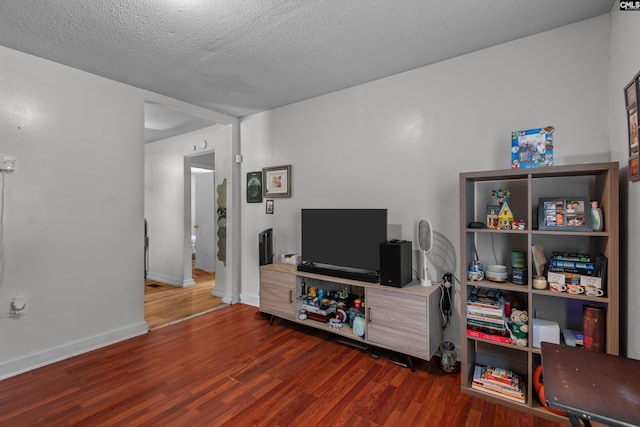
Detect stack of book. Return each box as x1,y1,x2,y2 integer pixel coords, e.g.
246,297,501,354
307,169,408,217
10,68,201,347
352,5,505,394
548,251,594,276
466,287,510,344
472,365,526,403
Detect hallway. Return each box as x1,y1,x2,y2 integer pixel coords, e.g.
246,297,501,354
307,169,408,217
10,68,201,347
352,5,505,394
144,265,226,330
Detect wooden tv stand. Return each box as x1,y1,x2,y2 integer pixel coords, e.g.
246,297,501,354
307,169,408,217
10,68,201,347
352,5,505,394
259,263,442,369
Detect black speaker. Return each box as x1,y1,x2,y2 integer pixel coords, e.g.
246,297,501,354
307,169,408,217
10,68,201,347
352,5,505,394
379,240,412,287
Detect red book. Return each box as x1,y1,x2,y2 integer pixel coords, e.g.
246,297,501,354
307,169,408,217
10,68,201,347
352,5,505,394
466,329,512,344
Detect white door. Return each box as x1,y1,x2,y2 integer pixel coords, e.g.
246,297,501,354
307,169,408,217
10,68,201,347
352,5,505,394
194,170,216,272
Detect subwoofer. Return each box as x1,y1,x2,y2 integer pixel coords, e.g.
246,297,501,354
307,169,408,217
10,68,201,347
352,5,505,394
379,240,412,287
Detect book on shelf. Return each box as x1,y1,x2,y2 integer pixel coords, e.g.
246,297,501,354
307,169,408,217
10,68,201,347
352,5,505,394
466,329,512,344
548,266,594,276
472,365,525,403
471,382,526,403
468,288,503,305
467,303,504,315
552,251,592,262
467,320,509,334
466,313,505,326
550,259,595,270
467,319,507,333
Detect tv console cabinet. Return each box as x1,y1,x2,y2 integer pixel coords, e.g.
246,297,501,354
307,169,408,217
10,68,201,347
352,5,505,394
259,263,442,369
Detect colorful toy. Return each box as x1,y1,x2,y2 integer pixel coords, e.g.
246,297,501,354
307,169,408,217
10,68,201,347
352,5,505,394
498,202,514,229
492,187,511,204
329,318,343,330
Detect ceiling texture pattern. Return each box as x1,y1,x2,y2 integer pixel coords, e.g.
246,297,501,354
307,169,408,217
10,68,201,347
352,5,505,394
0,0,615,140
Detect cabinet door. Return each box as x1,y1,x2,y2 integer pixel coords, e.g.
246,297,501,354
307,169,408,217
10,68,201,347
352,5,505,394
260,269,296,320
366,287,428,358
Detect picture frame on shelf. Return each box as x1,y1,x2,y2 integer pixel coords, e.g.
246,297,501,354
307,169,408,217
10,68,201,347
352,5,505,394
263,165,292,198
510,126,554,169
246,171,263,203
538,197,592,231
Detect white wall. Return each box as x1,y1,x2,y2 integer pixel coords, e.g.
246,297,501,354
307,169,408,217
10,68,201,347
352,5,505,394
0,45,237,379
240,15,612,349
608,5,640,359
0,45,148,378
145,125,233,299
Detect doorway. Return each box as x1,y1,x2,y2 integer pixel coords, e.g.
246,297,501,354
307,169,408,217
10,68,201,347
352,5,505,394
143,101,231,329
143,155,225,329
190,153,216,273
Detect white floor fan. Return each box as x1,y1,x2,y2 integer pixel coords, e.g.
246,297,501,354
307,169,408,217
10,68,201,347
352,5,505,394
417,219,433,286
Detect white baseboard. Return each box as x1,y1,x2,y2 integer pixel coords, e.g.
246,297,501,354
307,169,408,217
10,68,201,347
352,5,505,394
0,321,149,381
146,272,194,287
240,293,259,307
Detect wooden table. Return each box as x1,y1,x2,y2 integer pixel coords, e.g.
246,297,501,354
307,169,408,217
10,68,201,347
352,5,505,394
541,342,640,427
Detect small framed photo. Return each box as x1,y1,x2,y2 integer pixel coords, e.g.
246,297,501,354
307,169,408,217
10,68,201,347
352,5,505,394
265,199,274,214
263,165,291,198
538,197,592,231
246,171,263,203
511,126,554,169
625,78,637,109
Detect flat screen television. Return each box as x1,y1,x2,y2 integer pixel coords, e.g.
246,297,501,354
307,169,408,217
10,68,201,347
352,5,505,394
300,209,387,281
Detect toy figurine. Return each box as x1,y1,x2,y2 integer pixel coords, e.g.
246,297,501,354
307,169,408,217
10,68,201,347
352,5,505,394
329,318,342,330
518,219,526,230
498,201,514,229
508,309,529,346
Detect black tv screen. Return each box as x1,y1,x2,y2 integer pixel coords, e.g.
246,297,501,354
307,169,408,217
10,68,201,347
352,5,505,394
301,209,387,273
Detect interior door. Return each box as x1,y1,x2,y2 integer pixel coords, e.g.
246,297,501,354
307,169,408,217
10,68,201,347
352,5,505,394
194,170,216,272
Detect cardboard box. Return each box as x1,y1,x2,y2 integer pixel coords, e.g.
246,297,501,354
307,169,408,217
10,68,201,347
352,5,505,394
532,318,560,348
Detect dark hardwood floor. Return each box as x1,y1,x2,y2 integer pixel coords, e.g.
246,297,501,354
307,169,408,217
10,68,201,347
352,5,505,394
0,304,566,426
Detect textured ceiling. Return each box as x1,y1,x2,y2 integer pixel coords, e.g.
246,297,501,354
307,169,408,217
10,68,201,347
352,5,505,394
0,0,615,140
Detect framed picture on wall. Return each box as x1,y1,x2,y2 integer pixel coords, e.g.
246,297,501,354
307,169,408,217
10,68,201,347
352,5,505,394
629,106,639,155
625,78,637,109
246,171,263,203
266,199,274,214
263,165,292,198
625,72,640,182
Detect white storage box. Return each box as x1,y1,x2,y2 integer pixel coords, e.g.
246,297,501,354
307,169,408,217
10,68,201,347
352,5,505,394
532,318,560,348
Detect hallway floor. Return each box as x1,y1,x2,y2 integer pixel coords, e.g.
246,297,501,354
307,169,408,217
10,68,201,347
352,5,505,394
144,265,226,330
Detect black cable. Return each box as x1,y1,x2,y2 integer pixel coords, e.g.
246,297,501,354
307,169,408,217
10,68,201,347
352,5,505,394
440,273,454,329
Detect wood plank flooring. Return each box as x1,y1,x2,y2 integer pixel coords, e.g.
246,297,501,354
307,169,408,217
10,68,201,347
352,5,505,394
0,304,566,427
144,266,226,329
